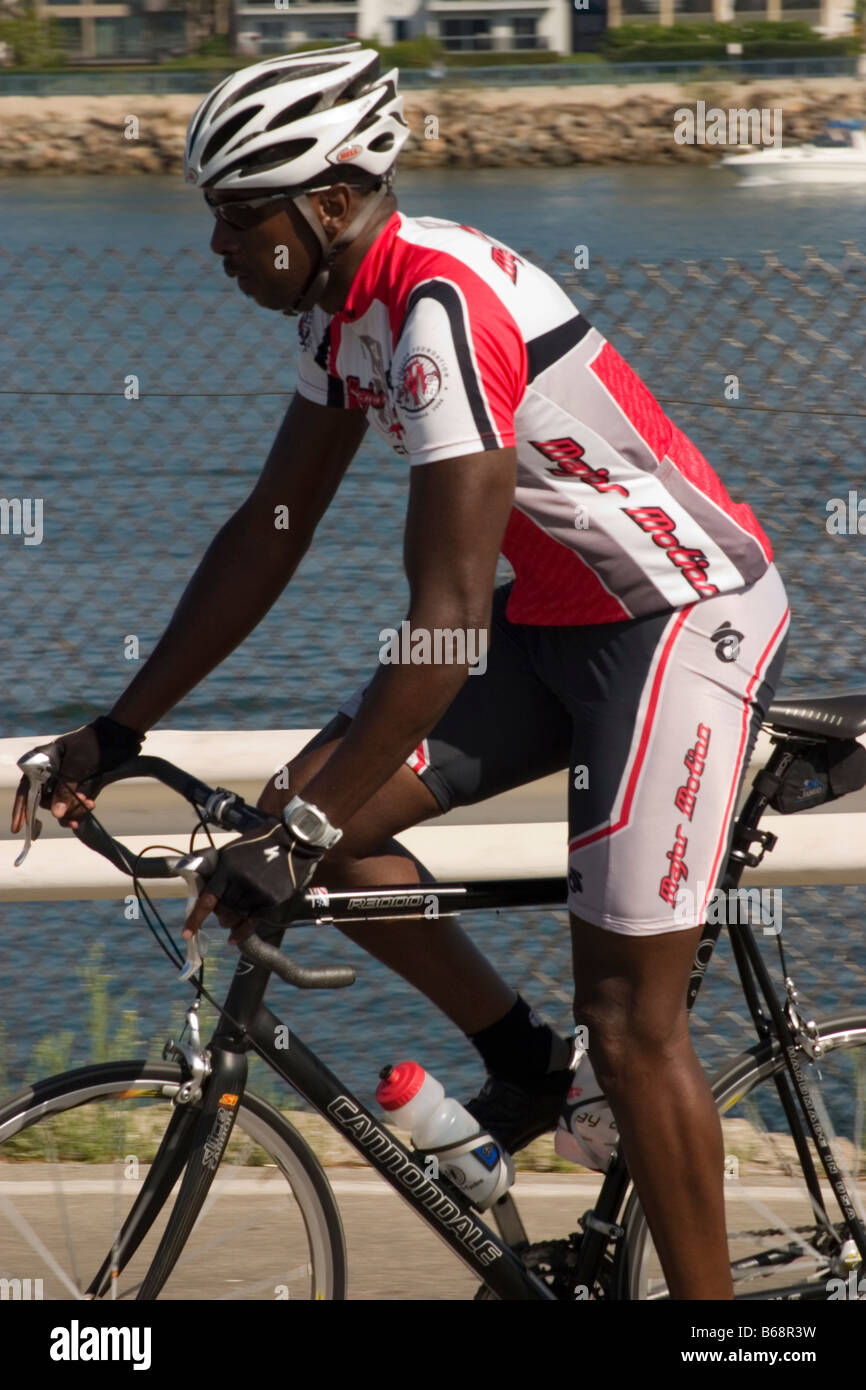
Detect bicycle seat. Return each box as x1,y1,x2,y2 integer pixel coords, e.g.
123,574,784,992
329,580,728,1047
765,693,866,741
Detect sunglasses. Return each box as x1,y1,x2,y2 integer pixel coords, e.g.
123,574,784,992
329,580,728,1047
204,191,293,230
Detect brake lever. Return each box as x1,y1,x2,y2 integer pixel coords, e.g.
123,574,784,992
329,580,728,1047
14,750,54,867
171,851,214,982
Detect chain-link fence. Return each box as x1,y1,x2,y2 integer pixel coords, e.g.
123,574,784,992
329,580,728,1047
1,241,865,1112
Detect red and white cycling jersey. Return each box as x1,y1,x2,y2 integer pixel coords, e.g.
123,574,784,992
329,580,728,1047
296,210,772,626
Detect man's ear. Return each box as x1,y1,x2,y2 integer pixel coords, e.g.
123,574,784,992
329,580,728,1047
316,184,354,226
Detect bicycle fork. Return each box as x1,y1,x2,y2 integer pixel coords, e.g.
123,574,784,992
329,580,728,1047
86,1040,248,1300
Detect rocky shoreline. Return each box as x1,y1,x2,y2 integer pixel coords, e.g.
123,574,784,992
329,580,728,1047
0,78,863,173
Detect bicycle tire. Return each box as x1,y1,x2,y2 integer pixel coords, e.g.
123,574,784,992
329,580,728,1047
615,1013,866,1301
0,1060,347,1301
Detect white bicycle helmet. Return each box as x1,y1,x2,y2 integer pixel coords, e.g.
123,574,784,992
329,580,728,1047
184,43,409,311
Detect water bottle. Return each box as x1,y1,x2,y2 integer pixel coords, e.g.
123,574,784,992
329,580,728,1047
554,1049,619,1173
376,1060,514,1211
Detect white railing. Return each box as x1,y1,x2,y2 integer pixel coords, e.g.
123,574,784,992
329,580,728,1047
2,730,865,902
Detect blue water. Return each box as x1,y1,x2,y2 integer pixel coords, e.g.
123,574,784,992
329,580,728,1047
3,165,866,260
2,167,866,1112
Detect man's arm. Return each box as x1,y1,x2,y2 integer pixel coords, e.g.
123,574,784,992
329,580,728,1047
11,395,366,833
110,394,367,733
296,445,517,829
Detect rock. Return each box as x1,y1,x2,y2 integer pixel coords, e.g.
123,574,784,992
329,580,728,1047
3,84,863,174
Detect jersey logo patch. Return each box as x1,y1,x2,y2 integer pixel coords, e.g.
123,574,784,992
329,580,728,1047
710,622,743,663
396,354,443,413
491,246,520,284
459,223,522,283
346,376,386,411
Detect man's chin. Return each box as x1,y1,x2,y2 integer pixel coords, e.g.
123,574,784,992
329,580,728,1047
238,276,298,312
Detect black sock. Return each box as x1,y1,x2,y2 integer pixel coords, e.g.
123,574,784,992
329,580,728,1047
469,994,572,1088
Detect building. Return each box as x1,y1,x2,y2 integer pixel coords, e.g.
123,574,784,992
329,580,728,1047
235,0,853,58
235,0,570,54
32,0,232,61
607,0,850,34
25,0,855,62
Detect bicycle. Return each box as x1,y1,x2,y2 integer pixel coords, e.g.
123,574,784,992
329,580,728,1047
2,692,866,1300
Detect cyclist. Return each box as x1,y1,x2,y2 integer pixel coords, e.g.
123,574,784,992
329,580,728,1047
13,45,789,1299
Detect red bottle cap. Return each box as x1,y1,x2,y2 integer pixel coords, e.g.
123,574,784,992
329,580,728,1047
376,1060,425,1111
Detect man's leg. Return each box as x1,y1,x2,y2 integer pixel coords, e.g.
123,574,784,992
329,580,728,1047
256,582,576,1105
260,731,516,1033
571,913,732,1300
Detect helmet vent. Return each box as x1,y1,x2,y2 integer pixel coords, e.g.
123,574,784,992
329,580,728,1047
367,132,395,153
265,92,323,131
235,62,348,104
202,106,262,167
187,82,227,153
338,58,382,105
220,138,318,182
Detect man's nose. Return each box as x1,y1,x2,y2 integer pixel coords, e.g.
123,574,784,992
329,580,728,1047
209,218,238,255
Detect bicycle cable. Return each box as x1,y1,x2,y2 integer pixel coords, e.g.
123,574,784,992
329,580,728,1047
50,776,255,1030
33,773,324,1071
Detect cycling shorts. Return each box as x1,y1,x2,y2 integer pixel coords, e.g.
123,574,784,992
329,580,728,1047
322,565,789,935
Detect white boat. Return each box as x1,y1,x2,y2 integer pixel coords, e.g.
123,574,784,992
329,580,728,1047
721,120,866,186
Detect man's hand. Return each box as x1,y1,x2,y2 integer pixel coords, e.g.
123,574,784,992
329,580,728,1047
11,716,144,832
182,820,323,946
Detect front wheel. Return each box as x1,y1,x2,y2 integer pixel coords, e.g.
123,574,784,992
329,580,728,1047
0,1060,347,1300
616,1014,866,1300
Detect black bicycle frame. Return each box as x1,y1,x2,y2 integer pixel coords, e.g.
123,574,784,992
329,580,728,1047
215,733,865,1295
214,949,557,1300
67,740,866,1297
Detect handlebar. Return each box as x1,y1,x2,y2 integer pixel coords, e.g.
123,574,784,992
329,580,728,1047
15,750,355,991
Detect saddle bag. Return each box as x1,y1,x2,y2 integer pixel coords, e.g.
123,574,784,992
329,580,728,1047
769,739,866,814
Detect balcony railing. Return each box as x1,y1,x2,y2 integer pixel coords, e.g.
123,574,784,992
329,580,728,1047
0,55,858,94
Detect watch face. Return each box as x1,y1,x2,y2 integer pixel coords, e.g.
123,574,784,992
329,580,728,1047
293,807,324,842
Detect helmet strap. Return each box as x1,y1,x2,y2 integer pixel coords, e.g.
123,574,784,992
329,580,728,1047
289,182,389,315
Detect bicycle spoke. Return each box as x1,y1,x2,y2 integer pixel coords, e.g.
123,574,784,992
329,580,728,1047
42,1120,83,1296
0,1193,85,1299
0,1071,343,1300
215,1263,313,1300
625,1019,866,1300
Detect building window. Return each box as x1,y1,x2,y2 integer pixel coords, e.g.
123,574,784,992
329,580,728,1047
439,18,492,51
512,16,540,50
393,17,409,40
94,17,124,56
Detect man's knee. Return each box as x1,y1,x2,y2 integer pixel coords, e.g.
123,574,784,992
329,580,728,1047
575,996,690,1093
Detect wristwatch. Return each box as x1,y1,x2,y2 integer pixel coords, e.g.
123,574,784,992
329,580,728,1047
281,795,343,851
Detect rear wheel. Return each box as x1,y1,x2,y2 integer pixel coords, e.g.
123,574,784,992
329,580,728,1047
617,1015,866,1300
0,1060,347,1300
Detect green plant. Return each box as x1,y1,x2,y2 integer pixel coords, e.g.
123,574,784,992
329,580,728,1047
4,943,144,1161
377,35,445,68
599,18,858,63
0,0,65,67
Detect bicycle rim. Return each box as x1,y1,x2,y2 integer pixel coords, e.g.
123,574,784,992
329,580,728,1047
0,1061,346,1301
619,1015,866,1300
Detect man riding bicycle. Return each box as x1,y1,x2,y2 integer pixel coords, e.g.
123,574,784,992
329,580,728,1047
12,45,789,1300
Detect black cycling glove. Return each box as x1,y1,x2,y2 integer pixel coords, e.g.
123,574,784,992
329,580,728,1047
203,820,323,922
16,716,144,809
